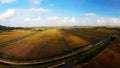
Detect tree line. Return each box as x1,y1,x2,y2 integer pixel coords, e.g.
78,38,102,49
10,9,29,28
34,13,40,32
0,25,23,32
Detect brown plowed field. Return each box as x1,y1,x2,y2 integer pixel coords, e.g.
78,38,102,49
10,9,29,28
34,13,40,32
84,37,120,68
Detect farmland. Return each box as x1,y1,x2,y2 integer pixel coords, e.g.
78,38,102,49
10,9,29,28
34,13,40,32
62,28,117,41
0,27,119,68
84,36,120,68
0,28,90,59
0,30,34,43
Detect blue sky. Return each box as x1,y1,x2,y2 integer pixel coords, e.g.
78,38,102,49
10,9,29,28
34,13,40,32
0,0,120,27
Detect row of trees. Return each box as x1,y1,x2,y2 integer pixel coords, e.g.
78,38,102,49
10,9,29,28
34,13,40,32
0,25,47,32
0,25,23,32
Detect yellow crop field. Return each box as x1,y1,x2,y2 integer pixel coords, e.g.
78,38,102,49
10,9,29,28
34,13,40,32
0,29,89,59
0,28,118,61
0,30,33,43
62,33,89,48
0,32,47,58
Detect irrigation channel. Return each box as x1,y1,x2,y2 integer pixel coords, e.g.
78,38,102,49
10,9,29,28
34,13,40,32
0,31,119,67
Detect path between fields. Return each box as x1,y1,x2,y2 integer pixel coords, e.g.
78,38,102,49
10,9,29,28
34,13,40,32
0,32,36,46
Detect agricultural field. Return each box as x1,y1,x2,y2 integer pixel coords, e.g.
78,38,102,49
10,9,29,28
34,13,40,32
0,29,89,59
62,28,117,42
0,30,34,43
84,36,120,68
0,27,119,68
0,28,117,60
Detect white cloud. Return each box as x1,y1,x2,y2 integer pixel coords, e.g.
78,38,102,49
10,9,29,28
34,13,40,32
96,18,106,23
46,16,77,26
0,0,16,4
107,18,120,26
62,17,69,23
14,17,42,27
62,17,77,26
47,16,60,21
96,18,107,26
46,16,62,26
84,13,96,16
63,17,76,23
0,9,16,21
96,18,120,26
30,0,42,5
24,17,41,22
27,8,50,13
71,17,76,23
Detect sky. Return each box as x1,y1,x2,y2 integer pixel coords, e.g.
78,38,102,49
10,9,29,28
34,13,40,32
0,0,120,27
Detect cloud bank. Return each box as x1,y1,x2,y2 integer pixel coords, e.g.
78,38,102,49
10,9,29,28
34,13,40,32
0,8,120,27
0,0,16,4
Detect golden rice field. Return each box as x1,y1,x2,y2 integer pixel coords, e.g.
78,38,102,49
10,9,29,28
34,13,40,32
0,30,33,43
0,28,117,59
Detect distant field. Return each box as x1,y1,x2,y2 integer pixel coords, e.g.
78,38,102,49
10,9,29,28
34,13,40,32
62,28,117,42
0,28,117,60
